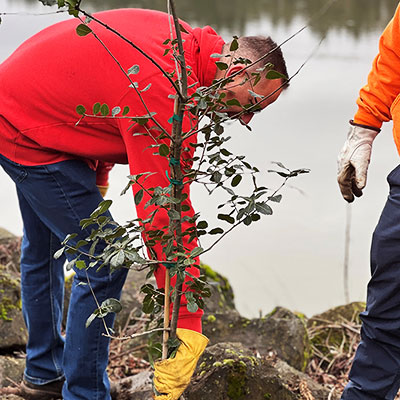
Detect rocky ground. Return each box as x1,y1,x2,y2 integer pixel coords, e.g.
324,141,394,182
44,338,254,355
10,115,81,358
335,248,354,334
0,227,367,399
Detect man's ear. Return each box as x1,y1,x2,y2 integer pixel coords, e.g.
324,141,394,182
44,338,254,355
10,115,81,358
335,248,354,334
226,64,246,79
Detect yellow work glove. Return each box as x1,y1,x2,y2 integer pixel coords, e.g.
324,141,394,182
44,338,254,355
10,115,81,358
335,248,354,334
97,184,109,197
153,328,209,400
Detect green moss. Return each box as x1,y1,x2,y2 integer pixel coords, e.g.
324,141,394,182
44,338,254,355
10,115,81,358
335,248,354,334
264,394,272,399
0,296,19,321
226,359,248,400
207,314,216,323
241,319,251,328
213,361,222,367
202,263,219,281
266,307,278,317
0,267,21,321
239,355,259,367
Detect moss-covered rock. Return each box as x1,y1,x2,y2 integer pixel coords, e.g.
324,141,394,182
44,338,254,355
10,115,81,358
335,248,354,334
187,342,310,400
0,265,27,350
200,264,236,316
0,228,21,273
203,307,311,371
307,302,365,364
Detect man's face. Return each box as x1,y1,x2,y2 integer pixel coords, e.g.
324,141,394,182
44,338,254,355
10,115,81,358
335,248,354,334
220,71,283,125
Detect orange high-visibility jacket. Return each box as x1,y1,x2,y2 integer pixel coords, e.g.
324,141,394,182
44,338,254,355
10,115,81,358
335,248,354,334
354,3,400,153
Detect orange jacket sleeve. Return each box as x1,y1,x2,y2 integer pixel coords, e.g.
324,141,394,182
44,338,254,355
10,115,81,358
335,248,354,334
354,3,400,128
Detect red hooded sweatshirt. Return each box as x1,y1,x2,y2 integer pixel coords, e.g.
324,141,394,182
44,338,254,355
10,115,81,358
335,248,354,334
0,8,225,332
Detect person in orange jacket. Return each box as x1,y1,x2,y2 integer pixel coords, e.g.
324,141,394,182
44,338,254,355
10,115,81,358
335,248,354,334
337,3,400,399
0,8,288,400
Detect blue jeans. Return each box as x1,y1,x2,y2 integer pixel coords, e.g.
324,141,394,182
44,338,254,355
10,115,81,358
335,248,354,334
342,165,400,400
0,154,128,400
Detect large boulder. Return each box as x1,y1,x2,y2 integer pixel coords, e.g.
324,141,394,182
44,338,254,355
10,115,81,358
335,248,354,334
203,307,310,371
0,228,21,272
0,264,27,350
186,342,337,400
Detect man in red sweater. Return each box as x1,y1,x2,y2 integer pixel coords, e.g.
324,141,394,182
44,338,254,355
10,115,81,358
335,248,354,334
0,8,287,400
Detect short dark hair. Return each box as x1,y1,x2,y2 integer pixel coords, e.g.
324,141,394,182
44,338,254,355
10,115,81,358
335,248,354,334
238,36,289,89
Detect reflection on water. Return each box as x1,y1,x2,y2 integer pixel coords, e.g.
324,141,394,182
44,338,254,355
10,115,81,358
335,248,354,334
19,0,400,37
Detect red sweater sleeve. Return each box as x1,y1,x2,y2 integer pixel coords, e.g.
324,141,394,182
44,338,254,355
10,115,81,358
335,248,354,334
354,3,400,128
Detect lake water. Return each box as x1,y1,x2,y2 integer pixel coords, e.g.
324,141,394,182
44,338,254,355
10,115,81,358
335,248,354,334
1,0,399,318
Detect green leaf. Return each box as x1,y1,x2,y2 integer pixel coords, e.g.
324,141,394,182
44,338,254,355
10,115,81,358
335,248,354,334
112,106,121,117
85,298,122,328
111,250,125,268
159,143,170,157
256,202,273,215
100,297,122,317
243,215,252,226
179,23,189,34
100,103,109,116
217,214,235,224
187,301,199,313
215,62,228,70
231,175,242,187
266,70,287,80
90,199,113,218
226,99,241,107
85,312,97,328
269,194,282,203
191,247,203,258
168,209,180,220
76,24,92,37
58,0,65,6
182,205,191,212
141,83,152,92
128,65,140,75
143,297,155,314
134,189,144,205
248,90,263,99
62,233,78,245
101,298,122,314
197,221,208,229
65,258,77,271
209,227,224,235
122,106,130,116
211,53,225,58
93,102,101,115
230,38,239,51
75,240,88,249
53,247,64,260
76,105,86,116
270,161,289,171
75,260,87,270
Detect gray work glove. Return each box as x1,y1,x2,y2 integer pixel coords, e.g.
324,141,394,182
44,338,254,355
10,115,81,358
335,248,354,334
337,121,380,202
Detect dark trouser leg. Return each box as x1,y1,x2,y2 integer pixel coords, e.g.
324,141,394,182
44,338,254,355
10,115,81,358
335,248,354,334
17,189,65,384
342,165,400,400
